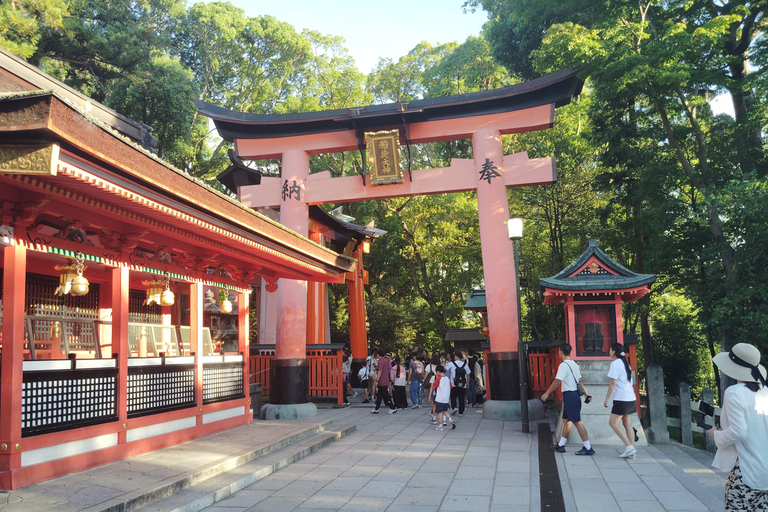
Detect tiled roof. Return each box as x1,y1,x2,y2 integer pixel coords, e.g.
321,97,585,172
539,239,655,292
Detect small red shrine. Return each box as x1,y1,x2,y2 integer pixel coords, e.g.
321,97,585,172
539,239,655,359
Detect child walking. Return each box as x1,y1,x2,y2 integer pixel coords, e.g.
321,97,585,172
432,365,456,431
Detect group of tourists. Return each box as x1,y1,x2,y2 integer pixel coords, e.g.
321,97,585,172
352,348,485,430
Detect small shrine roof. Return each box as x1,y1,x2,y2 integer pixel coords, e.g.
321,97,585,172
463,288,487,312
539,239,655,292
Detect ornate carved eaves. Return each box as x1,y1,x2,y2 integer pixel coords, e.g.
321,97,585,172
0,144,59,176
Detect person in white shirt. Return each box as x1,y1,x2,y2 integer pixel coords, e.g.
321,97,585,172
445,352,471,416
603,342,637,458
707,343,768,511
541,343,594,455
432,365,456,431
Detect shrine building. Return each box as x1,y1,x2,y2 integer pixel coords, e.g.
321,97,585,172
0,48,355,489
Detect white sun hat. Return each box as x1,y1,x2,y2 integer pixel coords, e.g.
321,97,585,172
713,343,767,386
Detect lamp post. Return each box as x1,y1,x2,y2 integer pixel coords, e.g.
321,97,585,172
508,218,529,433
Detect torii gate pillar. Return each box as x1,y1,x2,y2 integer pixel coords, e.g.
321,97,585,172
271,149,311,406
473,129,522,401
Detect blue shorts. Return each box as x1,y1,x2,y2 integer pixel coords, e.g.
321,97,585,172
562,390,582,422
435,402,449,413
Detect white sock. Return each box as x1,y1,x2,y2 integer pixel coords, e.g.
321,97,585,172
558,437,567,447
583,441,591,450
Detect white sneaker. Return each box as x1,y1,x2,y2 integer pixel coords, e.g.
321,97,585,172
436,425,444,431
371,409,379,414
388,408,397,414
620,446,636,458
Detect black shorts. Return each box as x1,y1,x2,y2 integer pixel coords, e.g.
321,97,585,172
435,402,449,413
611,400,637,416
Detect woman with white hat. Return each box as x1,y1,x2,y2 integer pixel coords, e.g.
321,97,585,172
708,342,768,510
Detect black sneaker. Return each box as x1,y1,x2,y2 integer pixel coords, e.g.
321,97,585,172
633,427,639,442
362,399,369,404
553,445,566,453
451,421,456,430
575,446,595,456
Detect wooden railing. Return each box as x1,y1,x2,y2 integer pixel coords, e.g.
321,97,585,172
249,344,344,405
481,347,558,400
528,352,557,393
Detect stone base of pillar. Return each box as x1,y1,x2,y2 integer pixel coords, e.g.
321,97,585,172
269,358,309,404
483,399,546,421
487,351,521,400
259,402,317,420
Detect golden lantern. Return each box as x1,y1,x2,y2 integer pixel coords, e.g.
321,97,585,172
220,297,233,314
143,279,164,306
161,275,175,306
145,274,174,306
54,252,89,296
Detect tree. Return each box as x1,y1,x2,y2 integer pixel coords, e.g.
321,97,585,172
477,0,768,370
0,0,68,59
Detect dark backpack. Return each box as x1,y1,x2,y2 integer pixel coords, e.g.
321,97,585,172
454,361,467,388
423,366,435,391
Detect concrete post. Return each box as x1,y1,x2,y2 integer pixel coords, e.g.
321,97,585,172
645,364,670,443
679,382,692,447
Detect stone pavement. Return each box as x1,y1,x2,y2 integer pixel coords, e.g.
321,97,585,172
200,403,729,512
0,401,730,512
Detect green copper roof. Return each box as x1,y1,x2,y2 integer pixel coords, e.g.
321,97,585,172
539,239,656,292
463,288,487,311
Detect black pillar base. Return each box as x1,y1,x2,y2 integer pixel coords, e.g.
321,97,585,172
269,358,309,404
488,351,521,400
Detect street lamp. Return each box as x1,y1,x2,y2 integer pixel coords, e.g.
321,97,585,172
508,217,529,433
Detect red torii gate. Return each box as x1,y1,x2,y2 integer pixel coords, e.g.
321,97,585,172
197,69,583,414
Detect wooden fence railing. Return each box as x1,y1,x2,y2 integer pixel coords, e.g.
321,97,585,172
528,352,557,393
664,384,718,452
481,347,558,401
249,344,344,405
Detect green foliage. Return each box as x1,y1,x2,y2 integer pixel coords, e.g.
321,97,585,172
106,53,197,168
650,291,714,396
0,0,68,59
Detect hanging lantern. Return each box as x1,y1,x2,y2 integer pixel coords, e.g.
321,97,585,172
220,297,233,314
143,279,164,306
145,274,175,306
160,274,175,306
54,252,89,296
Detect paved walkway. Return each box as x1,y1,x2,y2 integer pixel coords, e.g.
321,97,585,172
200,403,728,512
0,401,730,512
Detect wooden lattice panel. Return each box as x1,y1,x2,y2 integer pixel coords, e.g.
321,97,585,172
129,289,160,324
202,362,244,404
25,273,100,318
127,365,195,418
21,368,118,437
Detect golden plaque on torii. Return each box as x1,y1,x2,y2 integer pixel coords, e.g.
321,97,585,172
365,129,403,185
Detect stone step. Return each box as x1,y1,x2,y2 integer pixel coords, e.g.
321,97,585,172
81,421,355,512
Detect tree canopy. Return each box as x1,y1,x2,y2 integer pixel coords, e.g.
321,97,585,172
4,0,767,384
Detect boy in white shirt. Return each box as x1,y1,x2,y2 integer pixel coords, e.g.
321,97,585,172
432,365,456,431
541,343,594,455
